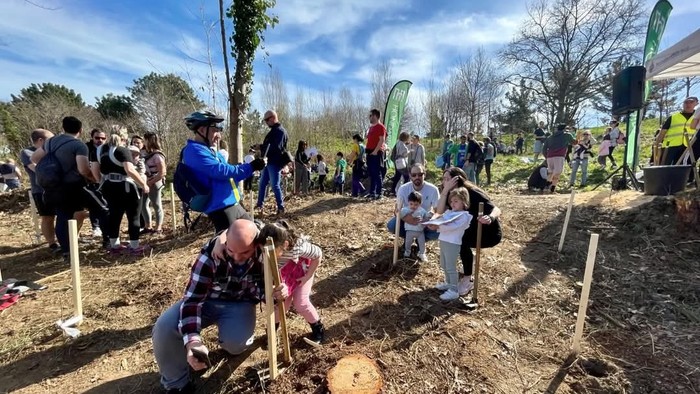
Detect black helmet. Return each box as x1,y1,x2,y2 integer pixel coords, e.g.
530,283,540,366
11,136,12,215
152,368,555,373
184,111,224,131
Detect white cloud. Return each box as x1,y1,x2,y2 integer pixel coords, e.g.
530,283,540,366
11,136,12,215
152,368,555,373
299,58,344,75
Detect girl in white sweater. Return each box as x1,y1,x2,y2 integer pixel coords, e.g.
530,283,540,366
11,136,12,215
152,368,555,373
427,187,473,301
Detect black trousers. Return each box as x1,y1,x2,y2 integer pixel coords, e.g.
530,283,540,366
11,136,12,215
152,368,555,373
209,204,251,233
102,182,142,241
608,146,618,166
460,219,502,276
318,175,326,192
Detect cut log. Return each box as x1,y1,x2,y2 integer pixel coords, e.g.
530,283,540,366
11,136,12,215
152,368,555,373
327,354,383,394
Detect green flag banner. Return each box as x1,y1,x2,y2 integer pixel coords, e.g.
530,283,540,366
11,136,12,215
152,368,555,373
383,80,413,150
626,0,672,168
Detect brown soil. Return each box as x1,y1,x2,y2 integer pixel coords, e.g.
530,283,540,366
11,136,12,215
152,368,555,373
0,187,699,393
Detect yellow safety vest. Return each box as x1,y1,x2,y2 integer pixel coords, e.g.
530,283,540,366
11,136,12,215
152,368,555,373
663,112,695,147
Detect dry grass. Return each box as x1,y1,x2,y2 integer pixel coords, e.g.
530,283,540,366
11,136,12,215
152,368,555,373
0,188,698,393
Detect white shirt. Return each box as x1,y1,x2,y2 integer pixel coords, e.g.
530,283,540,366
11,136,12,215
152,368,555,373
396,181,440,213
400,206,429,232
244,154,255,164
437,210,472,245
318,162,328,175
219,149,229,162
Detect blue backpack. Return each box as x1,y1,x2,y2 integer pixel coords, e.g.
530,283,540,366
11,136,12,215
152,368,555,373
173,148,212,213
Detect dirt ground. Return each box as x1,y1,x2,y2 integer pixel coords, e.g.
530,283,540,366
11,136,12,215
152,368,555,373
0,187,698,393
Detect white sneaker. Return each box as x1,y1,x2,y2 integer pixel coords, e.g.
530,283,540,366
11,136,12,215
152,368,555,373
439,289,460,301
403,252,411,258
417,253,427,262
434,282,450,291
458,277,474,296
92,227,103,238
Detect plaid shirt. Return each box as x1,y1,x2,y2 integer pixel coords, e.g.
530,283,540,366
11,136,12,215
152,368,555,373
178,236,264,345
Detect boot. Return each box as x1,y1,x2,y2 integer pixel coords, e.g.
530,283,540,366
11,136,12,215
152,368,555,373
309,320,325,344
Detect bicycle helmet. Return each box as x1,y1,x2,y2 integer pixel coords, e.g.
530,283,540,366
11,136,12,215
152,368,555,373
184,111,224,131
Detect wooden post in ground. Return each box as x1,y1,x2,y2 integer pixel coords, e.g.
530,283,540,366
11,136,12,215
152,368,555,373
28,190,41,244
472,202,485,304
263,245,279,380
571,233,599,354
68,219,83,323
250,190,255,220
169,183,177,231
558,189,576,252
677,132,700,189
392,199,403,265
265,238,292,363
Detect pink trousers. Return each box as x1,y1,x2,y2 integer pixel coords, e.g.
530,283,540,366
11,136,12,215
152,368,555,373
276,267,319,324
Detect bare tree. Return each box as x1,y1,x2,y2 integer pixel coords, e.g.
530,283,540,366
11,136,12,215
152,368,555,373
649,79,684,125
370,60,393,116
682,77,700,98
502,0,645,124
261,68,290,122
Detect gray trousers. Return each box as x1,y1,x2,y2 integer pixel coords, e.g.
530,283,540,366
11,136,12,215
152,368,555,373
439,240,461,289
404,230,426,255
142,181,164,229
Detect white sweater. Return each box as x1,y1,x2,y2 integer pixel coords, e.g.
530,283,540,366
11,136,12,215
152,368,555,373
437,210,473,245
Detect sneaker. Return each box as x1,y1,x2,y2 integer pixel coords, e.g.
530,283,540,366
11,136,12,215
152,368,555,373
166,382,196,394
92,227,102,238
611,165,618,170
439,289,460,301
417,253,427,262
549,185,556,193
458,277,474,296
48,243,60,253
403,252,411,258
108,245,127,255
434,282,451,291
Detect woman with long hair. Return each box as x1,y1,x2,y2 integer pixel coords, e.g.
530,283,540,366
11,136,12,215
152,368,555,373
436,167,502,296
141,132,167,233
389,132,411,196
99,127,150,254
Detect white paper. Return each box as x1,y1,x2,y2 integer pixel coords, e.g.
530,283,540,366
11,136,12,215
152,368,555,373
423,211,466,226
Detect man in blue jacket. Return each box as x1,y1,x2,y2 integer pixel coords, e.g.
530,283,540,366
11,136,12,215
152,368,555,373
182,111,266,231
256,110,289,215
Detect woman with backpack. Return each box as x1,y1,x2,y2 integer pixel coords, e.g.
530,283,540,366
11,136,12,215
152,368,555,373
141,132,167,234
99,128,150,255
389,132,411,196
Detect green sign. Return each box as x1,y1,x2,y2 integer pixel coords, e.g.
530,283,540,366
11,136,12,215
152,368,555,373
383,80,412,150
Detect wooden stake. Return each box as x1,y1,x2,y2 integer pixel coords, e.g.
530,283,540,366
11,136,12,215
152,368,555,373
265,238,292,363
68,219,83,322
558,189,576,252
262,245,278,380
27,190,42,244
677,132,700,189
472,202,485,304
169,183,177,231
250,190,255,221
572,233,599,354
392,199,403,265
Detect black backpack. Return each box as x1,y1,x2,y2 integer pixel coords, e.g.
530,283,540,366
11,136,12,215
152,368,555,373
173,148,213,213
390,144,398,162
35,138,71,190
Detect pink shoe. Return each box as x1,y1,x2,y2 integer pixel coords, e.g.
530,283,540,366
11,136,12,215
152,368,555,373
108,245,127,255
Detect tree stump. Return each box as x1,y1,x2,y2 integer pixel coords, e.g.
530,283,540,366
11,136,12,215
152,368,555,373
675,191,700,228
327,354,383,394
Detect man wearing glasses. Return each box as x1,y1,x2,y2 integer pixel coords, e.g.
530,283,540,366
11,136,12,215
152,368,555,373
182,111,266,232
256,110,289,215
656,96,698,166
387,164,441,255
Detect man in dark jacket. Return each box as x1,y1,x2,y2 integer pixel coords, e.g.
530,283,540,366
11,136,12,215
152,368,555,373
256,110,289,215
543,123,575,193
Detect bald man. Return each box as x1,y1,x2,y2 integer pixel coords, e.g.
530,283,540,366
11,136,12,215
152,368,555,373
152,219,270,392
20,129,58,250
256,110,289,215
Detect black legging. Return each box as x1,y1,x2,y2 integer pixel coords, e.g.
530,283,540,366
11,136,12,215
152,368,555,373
390,167,409,194
460,218,502,276
608,146,617,167
484,159,493,184
102,182,142,242
209,204,252,232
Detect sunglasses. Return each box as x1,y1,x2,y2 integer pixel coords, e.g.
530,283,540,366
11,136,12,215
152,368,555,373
410,172,425,177
93,137,106,140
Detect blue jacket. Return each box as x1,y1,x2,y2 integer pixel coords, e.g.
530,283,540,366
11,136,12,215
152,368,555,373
182,140,253,214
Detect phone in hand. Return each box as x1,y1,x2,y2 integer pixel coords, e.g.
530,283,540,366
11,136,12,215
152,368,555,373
191,348,212,368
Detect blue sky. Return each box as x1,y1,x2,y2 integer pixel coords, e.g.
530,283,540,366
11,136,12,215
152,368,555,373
0,0,699,124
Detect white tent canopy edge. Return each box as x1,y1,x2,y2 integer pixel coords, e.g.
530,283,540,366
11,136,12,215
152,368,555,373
645,28,700,81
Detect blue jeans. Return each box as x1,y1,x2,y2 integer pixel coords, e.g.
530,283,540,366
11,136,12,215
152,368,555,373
367,154,383,197
152,300,256,390
464,163,477,183
386,216,439,241
257,164,284,210
570,158,589,185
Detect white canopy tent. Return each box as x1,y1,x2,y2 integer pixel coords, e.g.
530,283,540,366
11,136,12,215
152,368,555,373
645,28,700,80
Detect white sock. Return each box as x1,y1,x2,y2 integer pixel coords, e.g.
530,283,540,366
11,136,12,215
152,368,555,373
129,240,139,249
110,238,120,248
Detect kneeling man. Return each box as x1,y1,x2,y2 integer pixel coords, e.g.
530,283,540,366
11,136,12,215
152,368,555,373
152,219,276,392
